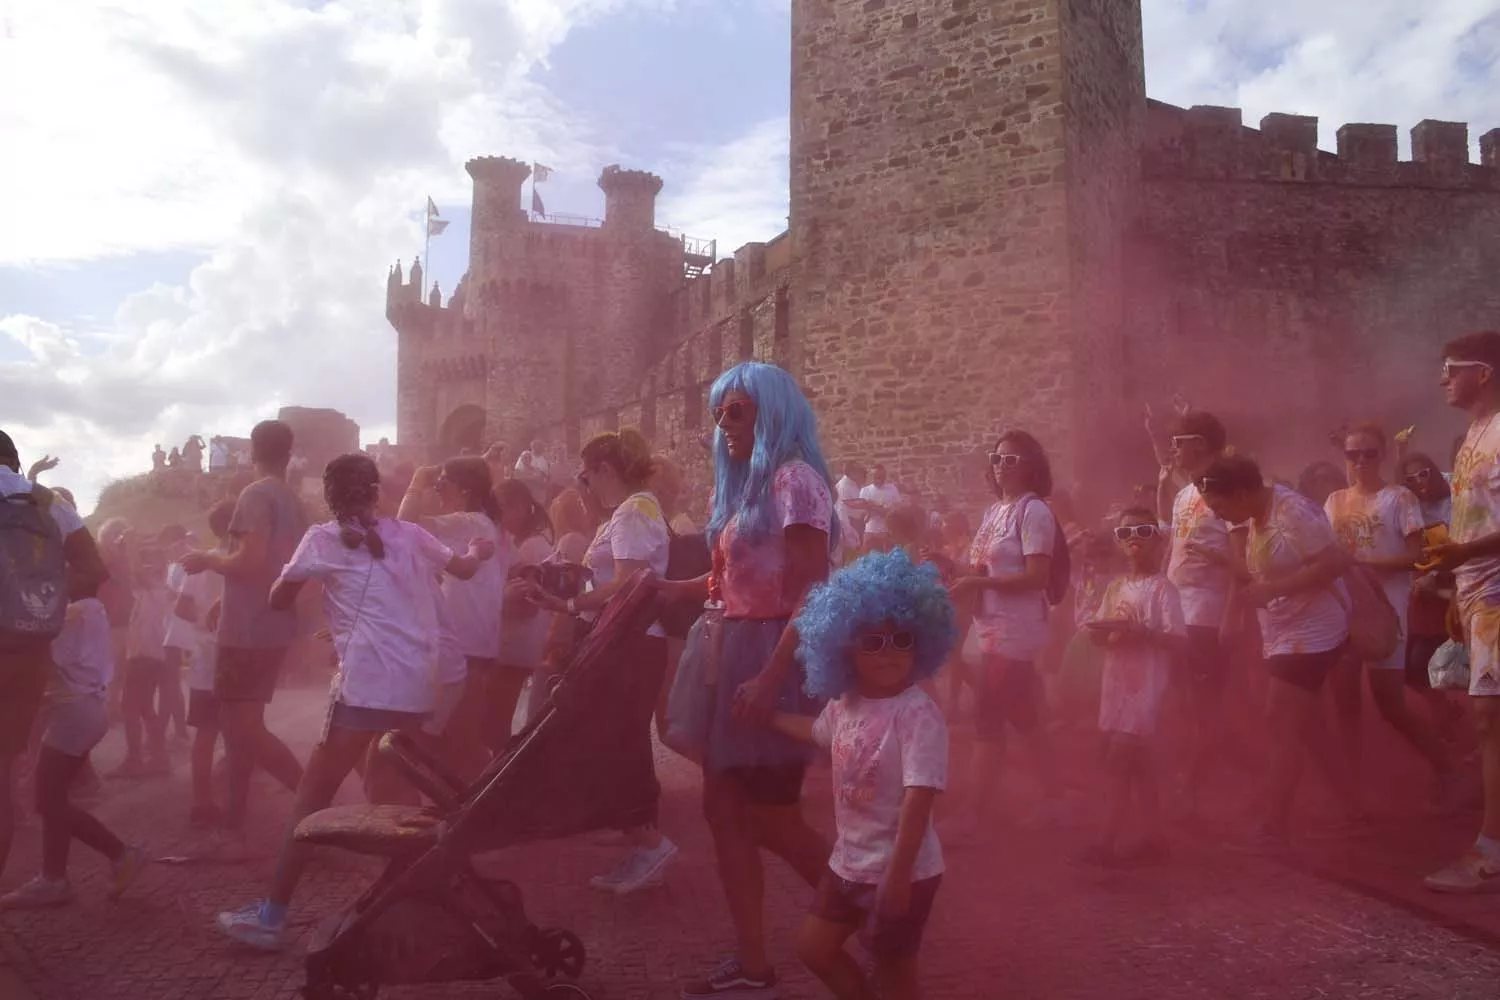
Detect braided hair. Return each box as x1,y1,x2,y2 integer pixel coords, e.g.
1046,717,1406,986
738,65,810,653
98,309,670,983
324,453,385,558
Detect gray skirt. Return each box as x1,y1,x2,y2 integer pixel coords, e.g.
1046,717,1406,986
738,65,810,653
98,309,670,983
42,696,109,758
705,617,824,772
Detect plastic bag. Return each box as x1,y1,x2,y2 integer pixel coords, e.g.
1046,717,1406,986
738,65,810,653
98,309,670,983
662,609,720,763
1428,639,1471,691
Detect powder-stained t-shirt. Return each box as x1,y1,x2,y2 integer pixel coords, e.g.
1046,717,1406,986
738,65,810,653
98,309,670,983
1451,416,1500,614
1094,574,1184,736
1167,483,1233,629
968,495,1056,662
219,477,308,650
1247,485,1349,658
1324,485,1422,664
812,685,947,885
424,511,510,660
717,461,834,620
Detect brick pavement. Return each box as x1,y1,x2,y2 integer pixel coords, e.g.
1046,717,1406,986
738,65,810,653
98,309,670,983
2,687,1499,1000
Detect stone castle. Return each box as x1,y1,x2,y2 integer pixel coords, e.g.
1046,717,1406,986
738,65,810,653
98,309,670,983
388,0,1500,502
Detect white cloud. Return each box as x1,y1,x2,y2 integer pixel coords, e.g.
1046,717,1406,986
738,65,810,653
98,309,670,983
658,116,791,257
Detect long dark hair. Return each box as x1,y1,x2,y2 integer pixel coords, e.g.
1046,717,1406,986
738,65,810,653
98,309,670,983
1402,451,1452,503
988,429,1053,498
495,477,553,542
325,453,384,558
442,456,501,524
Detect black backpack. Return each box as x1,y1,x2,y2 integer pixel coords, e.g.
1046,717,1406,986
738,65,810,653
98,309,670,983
659,529,712,640
1023,498,1071,607
0,486,68,650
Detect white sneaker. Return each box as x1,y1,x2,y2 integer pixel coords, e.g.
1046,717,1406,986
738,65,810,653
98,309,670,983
588,852,640,893
614,838,678,895
0,875,72,909
217,901,286,951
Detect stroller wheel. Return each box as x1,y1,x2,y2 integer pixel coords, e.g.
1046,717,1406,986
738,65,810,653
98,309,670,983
530,928,586,980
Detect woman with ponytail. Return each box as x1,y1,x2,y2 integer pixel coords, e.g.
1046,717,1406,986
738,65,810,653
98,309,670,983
523,426,677,895
398,457,511,773
216,453,493,952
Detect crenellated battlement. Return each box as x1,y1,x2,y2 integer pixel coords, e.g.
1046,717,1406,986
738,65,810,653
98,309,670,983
1144,100,1500,190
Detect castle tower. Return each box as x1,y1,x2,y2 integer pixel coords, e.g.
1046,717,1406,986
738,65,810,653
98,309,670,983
466,156,531,279
790,0,1147,492
594,165,680,411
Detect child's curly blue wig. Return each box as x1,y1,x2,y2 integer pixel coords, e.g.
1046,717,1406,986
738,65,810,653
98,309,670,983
795,548,957,701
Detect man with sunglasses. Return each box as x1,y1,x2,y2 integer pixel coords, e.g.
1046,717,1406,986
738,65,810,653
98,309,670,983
1423,331,1500,894
1157,410,1238,816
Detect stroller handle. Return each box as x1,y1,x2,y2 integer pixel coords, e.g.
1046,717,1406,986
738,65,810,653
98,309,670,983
378,731,465,810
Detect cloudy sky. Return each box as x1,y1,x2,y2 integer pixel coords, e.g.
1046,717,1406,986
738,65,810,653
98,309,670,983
2,0,1496,512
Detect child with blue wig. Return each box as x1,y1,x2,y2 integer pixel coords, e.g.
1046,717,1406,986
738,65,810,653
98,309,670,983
771,548,954,1000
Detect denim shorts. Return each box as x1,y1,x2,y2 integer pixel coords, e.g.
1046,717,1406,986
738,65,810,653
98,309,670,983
329,700,429,733
811,867,943,958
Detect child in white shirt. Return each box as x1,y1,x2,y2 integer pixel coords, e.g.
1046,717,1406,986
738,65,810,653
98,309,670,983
1084,507,1185,866
216,453,492,952
0,590,147,909
172,501,232,827
772,548,955,1000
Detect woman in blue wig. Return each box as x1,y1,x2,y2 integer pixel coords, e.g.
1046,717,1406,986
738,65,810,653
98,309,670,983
662,362,841,1000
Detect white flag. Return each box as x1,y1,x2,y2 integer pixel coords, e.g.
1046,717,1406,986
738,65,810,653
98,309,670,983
426,196,441,219
533,163,554,183
427,218,450,236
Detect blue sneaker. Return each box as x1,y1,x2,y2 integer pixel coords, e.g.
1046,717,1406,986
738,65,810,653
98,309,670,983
217,901,285,951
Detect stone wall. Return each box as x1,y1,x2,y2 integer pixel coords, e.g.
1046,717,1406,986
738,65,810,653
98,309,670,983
1127,103,1500,478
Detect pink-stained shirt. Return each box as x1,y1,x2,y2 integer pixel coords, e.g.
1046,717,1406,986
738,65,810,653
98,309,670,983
812,686,948,884
717,460,834,620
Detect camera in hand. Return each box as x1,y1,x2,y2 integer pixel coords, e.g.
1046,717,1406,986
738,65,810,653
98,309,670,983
519,562,592,601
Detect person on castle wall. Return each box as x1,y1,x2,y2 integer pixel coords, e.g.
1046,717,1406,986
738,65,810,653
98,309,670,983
654,362,840,1000
947,430,1063,840
522,428,679,897
1324,422,1456,810
209,436,228,474
1421,331,1500,894
183,435,205,473
860,465,902,553
152,444,167,473
167,447,183,470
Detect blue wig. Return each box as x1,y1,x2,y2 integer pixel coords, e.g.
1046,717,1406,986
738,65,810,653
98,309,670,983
795,548,957,701
706,362,840,551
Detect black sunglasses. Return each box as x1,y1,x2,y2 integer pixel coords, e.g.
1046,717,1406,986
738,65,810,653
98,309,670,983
1114,524,1161,542
1344,448,1381,463
712,400,752,427
856,631,916,654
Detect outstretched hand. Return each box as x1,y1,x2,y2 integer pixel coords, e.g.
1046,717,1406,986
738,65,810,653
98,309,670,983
27,455,59,479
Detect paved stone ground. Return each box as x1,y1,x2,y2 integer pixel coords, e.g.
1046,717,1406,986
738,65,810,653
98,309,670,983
2,686,1499,1000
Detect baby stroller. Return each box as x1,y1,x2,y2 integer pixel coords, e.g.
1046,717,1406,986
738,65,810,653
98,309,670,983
295,571,662,1000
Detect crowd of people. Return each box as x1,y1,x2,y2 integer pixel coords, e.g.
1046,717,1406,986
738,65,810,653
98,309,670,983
2,330,1500,1000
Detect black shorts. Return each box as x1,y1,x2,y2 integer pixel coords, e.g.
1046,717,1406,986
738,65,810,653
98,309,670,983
1266,646,1345,693
1175,626,1225,692
0,645,52,757
973,657,1040,740
186,688,220,729
811,868,942,958
1405,633,1445,692
214,646,289,704
724,764,807,807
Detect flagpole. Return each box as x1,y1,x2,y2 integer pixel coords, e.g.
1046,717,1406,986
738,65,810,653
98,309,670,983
424,204,431,288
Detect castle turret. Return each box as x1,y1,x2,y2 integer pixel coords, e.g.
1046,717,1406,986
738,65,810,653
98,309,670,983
599,165,663,231
466,156,531,279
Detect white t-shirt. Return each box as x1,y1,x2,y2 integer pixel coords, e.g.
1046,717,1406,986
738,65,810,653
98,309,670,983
968,494,1056,662
859,482,901,536
209,442,228,471
126,585,172,661
1094,575,1185,736
1246,485,1349,658
1167,483,1233,629
1420,495,1453,529
1451,416,1500,613
166,562,223,691
583,491,670,634
423,511,510,660
835,476,862,505
1324,485,1422,654
277,518,453,713
49,598,114,701
812,686,948,884
498,534,557,669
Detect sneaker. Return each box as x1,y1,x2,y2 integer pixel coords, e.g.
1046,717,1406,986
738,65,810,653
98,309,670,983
0,876,72,909
217,901,285,951
1424,849,1500,895
680,959,778,999
587,852,640,893
613,837,678,895
109,845,149,900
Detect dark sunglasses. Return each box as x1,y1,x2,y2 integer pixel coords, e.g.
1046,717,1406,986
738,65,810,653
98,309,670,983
856,631,916,654
712,400,752,427
1344,448,1381,463
989,453,1023,468
1114,524,1161,542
